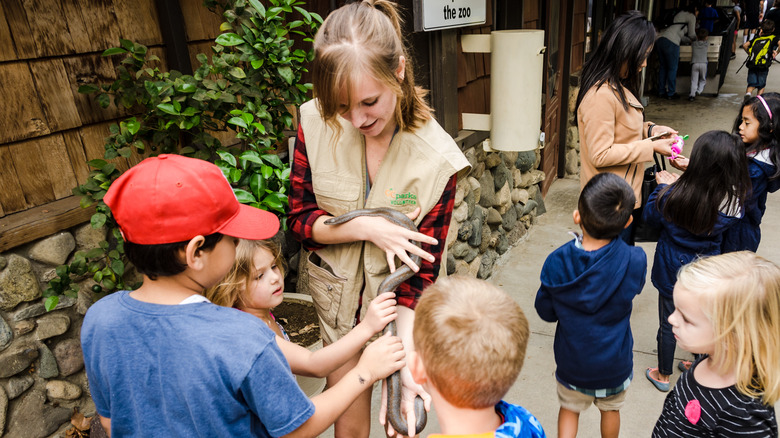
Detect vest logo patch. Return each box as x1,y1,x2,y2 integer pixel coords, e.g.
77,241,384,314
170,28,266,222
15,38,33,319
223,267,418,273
385,188,418,206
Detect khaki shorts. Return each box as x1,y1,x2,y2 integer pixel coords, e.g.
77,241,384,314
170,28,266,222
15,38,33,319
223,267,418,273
556,381,628,413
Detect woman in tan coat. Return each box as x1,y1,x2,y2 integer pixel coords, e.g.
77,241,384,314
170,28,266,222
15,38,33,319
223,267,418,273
576,11,679,245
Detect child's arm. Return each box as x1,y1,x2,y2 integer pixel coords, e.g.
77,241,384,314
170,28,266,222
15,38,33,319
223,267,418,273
278,292,397,377
98,416,111,437
535,280,559,322
283,332,405,438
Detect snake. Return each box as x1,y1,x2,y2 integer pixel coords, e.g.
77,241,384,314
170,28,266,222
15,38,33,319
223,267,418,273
324,207,427,437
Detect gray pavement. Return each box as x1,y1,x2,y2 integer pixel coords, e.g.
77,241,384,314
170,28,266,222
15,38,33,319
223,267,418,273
324,49,780,437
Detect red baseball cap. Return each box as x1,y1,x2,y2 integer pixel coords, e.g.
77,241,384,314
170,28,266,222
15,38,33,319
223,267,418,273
104,154,280,244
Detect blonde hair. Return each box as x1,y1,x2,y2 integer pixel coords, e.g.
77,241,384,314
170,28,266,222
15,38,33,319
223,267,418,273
676,252,780,405
413,276,529,409
205,239,286,309
311,0,433,137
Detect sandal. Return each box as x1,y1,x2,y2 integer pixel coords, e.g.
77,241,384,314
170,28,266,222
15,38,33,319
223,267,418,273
645,367,671,392
678,360,692,372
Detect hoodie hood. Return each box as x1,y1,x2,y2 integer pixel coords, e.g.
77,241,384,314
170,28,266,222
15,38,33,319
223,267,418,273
539,238,644,315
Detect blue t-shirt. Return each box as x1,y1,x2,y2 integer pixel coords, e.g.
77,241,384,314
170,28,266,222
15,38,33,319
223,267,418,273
495,401,547,438
81,291,314,437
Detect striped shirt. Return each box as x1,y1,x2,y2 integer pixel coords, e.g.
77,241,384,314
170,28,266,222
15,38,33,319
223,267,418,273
653,357,777,437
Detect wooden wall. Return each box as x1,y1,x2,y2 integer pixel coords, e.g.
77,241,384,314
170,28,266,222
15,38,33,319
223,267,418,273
456,1,493,129
0,0,223,252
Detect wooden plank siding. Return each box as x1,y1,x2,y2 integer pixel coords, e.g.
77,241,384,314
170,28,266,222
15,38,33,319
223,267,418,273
456,0,493,129
0,0,223,250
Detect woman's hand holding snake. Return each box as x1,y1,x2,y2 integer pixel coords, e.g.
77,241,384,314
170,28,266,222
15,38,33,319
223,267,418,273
336,207,437,273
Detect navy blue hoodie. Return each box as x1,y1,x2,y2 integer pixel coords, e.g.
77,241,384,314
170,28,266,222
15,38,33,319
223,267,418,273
644,184,742,298
536,238,646,390
722,152,780,252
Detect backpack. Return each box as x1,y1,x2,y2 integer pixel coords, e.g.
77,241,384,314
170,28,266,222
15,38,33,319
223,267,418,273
747,35,777,68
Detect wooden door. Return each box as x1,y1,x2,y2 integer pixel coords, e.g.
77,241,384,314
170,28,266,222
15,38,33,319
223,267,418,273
541,0,569,195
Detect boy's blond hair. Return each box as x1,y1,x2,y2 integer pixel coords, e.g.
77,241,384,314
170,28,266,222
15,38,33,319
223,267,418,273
413,276,529,408
205,239,286,309
677,252,780,405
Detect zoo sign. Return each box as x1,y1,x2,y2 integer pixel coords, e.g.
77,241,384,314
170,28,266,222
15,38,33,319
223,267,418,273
413,0,486,31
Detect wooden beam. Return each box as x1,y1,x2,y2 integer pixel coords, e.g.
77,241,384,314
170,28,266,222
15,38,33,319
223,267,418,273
0,196,95,252
155,0,193,74
429,29,459,137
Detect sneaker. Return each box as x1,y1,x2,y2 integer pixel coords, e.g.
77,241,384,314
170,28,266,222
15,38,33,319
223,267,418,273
688,96,695,101
731,53,737,60
667,93,681,100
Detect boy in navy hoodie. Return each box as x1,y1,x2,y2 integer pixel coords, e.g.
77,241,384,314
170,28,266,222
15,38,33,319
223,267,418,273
535,173,647,438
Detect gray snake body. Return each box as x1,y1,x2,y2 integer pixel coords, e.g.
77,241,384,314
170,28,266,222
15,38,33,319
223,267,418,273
324,207,427,436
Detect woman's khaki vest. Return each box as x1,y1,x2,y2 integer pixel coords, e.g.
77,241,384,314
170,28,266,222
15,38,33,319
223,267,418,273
299,100,470,343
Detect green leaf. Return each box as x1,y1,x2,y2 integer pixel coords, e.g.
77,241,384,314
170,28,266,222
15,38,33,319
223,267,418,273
240,151,264,165
101,163,116,175
86,247,104,259
233,188,257,204
118,147,132,158
102,278,116,290
250,122,266,134
215,33,245,46
94,271,103,283
111,260,125,277
119,39,134,51
55,265,69,278
217,150,237,167
250,172,266,195
293,6,311,21
44,296,59,312
88,159,108,169
125,118,140,135
80,196,93,209
228,67,246,79
261,153,284,168
102,47,128,56
250,59,264,69
248,0,266,16
78,84,99,94
175,82,197,93
262,192,286,212
277,66,293,84
157,103,179,115
97,93,110,108
91,213,107,229
228,168,242,183
261,164,273,179
227,116,248,129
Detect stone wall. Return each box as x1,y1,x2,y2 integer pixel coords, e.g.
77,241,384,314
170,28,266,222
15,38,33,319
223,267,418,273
0,140,548,437
445,145,546,278
0,225,107,437
564,83,582,178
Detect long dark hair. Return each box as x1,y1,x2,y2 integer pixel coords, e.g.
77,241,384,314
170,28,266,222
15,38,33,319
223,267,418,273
732,92,780,180
575,11,655,119
659,131,750,235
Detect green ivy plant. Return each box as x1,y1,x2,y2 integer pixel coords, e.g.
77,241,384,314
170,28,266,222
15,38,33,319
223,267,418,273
43,0,320,310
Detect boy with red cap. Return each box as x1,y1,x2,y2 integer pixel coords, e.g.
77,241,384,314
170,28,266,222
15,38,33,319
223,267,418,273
81,155,404,437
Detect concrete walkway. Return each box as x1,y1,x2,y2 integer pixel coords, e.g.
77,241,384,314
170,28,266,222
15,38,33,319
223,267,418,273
325,48,780,437
493,48,780,436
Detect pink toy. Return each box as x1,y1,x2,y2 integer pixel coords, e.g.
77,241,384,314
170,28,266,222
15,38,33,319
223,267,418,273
669,135,687,160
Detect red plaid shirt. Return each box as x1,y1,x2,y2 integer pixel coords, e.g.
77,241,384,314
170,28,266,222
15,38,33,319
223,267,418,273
288,125,457,309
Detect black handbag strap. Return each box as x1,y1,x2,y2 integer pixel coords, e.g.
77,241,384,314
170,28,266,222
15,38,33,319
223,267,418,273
653,152,666,171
